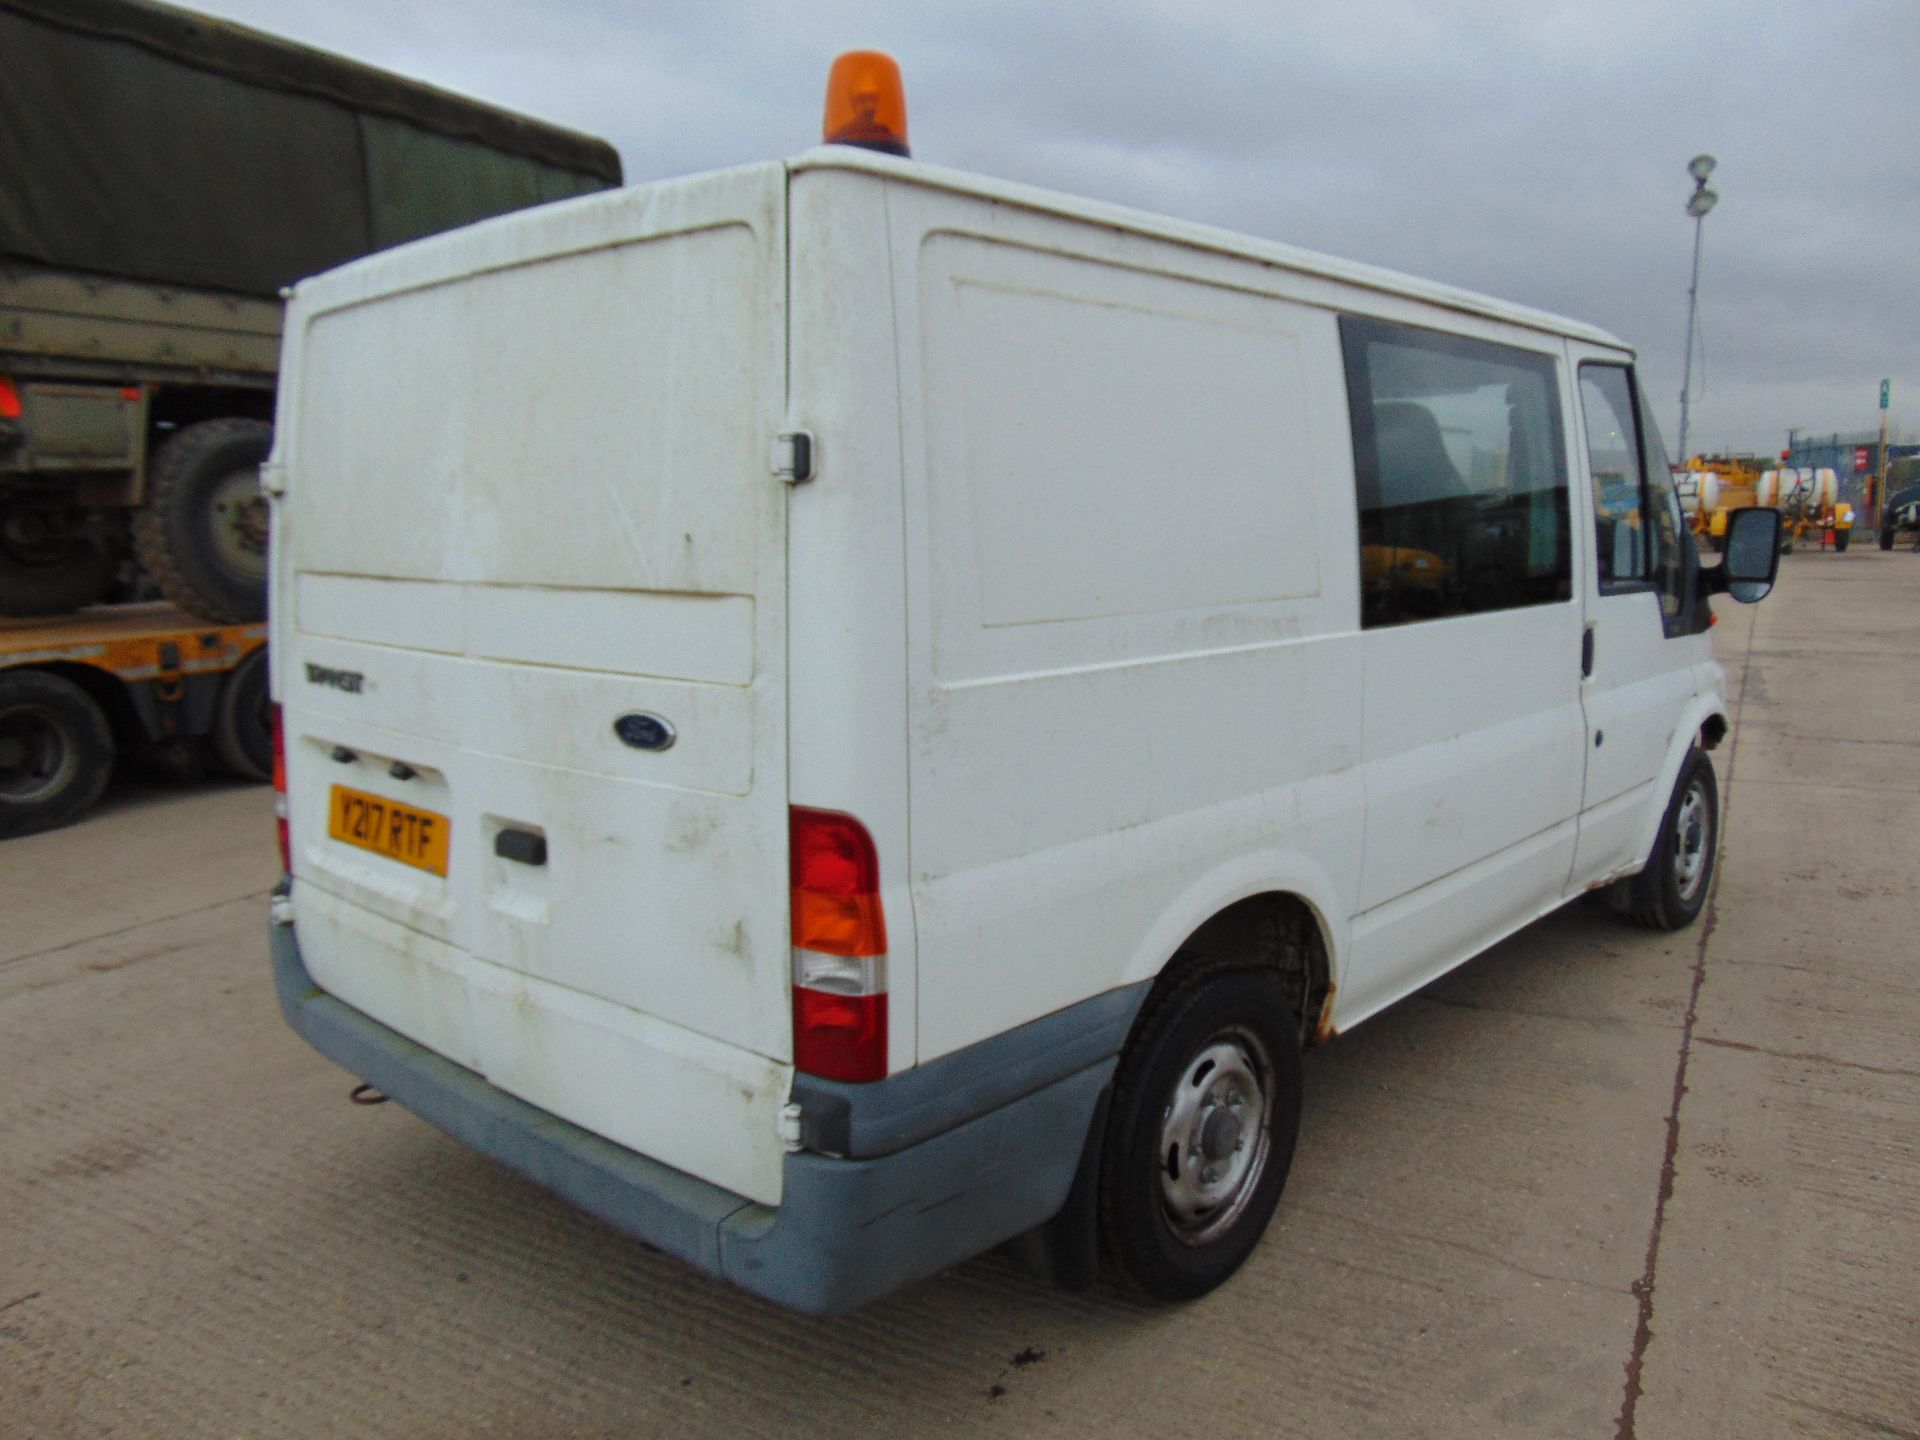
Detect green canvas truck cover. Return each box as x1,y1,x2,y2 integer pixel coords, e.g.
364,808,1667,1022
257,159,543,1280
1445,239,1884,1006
0,0,623,297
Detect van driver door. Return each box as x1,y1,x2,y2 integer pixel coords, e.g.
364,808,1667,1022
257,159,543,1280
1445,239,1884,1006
1566,349,1699,885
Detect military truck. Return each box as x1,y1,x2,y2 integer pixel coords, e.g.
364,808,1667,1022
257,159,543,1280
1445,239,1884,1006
0,0,622,620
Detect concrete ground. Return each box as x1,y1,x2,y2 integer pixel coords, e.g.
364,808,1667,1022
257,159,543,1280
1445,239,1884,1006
3,551,1915,1439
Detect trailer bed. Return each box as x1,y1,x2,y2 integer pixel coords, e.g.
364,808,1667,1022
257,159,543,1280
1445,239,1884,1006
1,601,264,677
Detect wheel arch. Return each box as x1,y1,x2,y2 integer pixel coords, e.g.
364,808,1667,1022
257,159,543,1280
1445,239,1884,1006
1625,701,1728,875
1119,856,1346,1047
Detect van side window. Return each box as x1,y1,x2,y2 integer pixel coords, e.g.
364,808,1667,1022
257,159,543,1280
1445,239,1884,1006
1580,363,1688,631
1340,316,1571,630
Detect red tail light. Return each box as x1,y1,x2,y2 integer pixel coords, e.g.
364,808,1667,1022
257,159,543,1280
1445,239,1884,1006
793,988,888,1084
272,704,290,873
790,807,888,1081
0,377,21,420
790,806,887,956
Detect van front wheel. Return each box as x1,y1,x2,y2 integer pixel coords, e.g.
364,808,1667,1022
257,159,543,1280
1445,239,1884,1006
1098,967,1301,1301
1609,748,1718,931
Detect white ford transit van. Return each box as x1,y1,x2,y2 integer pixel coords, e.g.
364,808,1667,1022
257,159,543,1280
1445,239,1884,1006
265,58,1781,1312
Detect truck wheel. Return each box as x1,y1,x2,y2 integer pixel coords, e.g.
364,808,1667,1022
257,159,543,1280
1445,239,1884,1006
1608,748,1718,932
208,645,272,782
0,669,114,838
0,507,126,616
1881,528,1897,551
1833,528,1851,553
1098,966,1301,1301
133,419,272,623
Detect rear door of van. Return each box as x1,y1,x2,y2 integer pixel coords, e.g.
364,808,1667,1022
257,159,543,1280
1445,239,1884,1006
269,165,794,1205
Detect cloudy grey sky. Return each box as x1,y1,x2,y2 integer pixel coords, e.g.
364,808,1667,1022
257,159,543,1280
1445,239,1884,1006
195,0,1917,457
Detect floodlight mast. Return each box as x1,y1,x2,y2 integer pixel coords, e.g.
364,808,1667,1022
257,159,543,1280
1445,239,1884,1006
1677,154,1718,462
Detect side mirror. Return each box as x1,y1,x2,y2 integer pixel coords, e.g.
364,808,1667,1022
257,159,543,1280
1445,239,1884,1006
1708,507,1783,603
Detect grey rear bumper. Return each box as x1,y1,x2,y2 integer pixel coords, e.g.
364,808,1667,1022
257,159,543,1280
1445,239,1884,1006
269,916,1140,1313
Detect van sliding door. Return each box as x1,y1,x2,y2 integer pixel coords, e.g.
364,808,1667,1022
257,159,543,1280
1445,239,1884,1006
1340,315,1587,1021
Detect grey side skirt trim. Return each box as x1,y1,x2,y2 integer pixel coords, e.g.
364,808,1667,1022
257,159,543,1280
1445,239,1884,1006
269,919,1122,1313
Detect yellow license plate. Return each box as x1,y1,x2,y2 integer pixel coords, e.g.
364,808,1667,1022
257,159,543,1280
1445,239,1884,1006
327,784,450,876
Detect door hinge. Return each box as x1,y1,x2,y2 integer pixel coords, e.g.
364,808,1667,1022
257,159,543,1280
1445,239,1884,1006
770,430,814,486
778,1101,804,1152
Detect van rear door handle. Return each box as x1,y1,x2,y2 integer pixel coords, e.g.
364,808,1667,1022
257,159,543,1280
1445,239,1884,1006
495,828,547,866
1581,626,1595,678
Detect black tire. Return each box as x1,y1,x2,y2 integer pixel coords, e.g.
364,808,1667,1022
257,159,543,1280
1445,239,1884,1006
133,418,272,623
208,646,272,782
1607,748,1718,931
1098,967,1302,1301
0,507,126,616
1833,528,1851,553
0,669,114,838
1881,528,1896,551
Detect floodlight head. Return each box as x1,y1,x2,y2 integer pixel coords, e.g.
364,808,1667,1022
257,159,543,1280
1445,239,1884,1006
1688,153,1717,181
1686,188,1718,218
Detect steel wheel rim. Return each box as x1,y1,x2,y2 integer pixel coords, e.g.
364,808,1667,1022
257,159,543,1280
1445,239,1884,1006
1157,1026,1273,1247
207,466,270,581
0,702,76,802
1672,780,1710,902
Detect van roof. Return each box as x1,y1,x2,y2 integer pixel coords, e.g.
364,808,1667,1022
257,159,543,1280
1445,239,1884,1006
791,148,1628,352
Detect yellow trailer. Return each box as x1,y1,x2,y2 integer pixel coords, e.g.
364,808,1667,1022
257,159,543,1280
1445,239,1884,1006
1678,455,1855,553
0,602,266,836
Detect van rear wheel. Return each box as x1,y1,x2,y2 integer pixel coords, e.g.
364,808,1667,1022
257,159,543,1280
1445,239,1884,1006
1608,748,1718,931
1098,967,1301,1300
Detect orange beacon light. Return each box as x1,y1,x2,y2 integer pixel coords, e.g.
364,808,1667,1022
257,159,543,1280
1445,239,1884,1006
822,50,910,157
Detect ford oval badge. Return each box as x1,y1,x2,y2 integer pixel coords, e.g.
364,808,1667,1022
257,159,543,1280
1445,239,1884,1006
614,712,676,752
